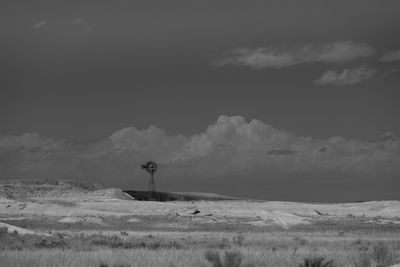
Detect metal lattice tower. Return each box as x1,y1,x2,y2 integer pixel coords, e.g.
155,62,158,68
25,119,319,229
141,161,158,199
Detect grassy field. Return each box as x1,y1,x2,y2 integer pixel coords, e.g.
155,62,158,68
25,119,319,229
1,183,400,266
1,226,400,267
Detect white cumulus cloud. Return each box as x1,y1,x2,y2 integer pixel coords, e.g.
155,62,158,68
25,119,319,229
0,116,399,181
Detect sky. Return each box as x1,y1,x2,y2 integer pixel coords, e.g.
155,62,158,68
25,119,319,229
1,1,400,202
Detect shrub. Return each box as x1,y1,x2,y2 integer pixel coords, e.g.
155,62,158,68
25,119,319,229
223,251,243,267
145,242,161,250
298,256,334,267
0,227,8,237
204,250,223,267
232,233,245,247
99,260,131,266
371,241,393,267
219,238,232,249
204,250,244,267
167,241,183,249
208,238,232,249
353,253,372,267
34,238,69,249
294,236,308,246
89,235,133,248
353,239,371,251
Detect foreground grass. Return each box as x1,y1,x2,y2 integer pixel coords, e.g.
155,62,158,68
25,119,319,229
1,245,399,267
1,230,399,267
0,249,204,267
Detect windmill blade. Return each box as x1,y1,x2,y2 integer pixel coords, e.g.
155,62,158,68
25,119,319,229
141,160,159,200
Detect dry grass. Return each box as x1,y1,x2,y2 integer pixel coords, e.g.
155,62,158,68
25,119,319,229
0,246,396,267
0,230,399,267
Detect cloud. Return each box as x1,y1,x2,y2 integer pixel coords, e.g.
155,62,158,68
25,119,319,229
0,133,50,149
32,20,47,30
72,17,92,32
314,66,376,85
216,41,375,69
1,116,399,182
380,50,400,62
32,18,94,32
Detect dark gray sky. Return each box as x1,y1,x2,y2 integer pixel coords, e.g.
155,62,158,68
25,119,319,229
1,1,400,201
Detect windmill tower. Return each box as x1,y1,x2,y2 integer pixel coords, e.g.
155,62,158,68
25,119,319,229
141,161,158,200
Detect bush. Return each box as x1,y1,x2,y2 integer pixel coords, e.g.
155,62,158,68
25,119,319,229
354,253,372,267
90,235,122,247
294,236,308,246
167,241,183,249
204,250,244,267
219,238,232,249
371,241,393,267
89,235,136,249
0,227,8,237
34,238,69,249
208,238,232,250
204,250,223,267
86,234,184,250
224,251,243,267
298,256,334,267
353,239,371,251
99,263,130,267
232,233,245,247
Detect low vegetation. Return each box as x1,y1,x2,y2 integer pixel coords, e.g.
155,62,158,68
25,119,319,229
1,180,400,266
0,229,399,267
204,250,246,267
297,256,334,267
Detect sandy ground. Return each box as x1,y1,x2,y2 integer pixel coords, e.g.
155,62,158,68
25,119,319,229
1,194,400,267
2,180,398,231
1,196,399,230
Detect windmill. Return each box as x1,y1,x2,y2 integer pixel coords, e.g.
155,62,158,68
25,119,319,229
141,161,158,199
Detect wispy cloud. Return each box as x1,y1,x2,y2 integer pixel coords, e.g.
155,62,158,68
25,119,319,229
380,50,400,62
216,41,375,69
314,66,377,86
72,17,92,32
0,133,49,148
32,20,47,30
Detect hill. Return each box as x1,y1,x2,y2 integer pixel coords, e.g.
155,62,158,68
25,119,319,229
0,180,133,201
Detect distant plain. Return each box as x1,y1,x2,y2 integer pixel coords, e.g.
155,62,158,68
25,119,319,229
0,180,399,267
